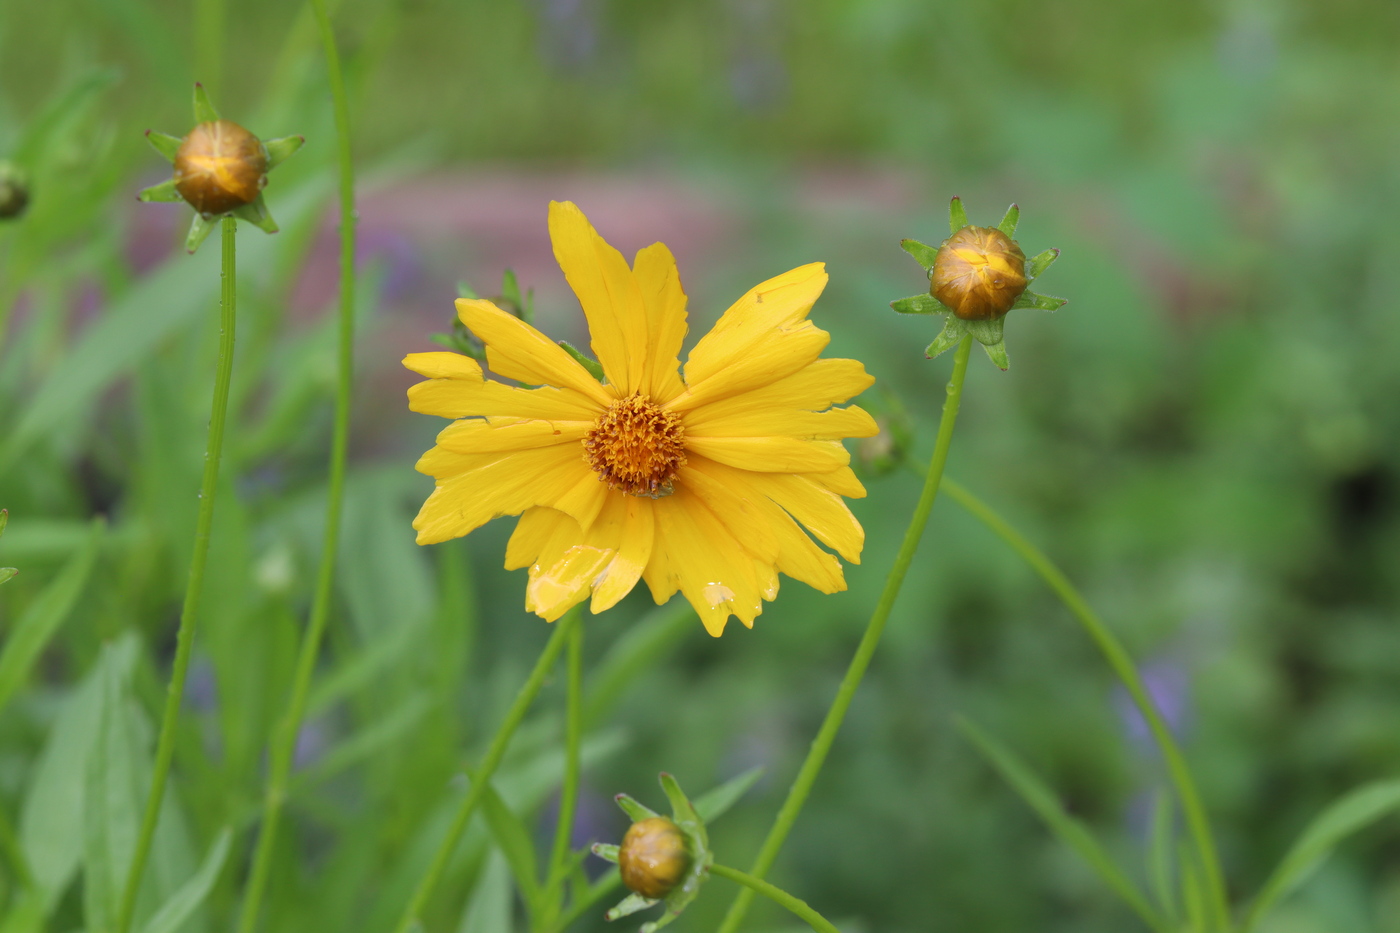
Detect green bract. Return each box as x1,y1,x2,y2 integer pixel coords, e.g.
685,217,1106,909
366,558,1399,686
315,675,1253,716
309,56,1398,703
892,196,1066,370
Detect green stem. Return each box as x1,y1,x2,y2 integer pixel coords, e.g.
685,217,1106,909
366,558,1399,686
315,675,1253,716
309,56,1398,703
937,475,1230,930
116,216,238,933
714,335,974,933
709,863,842,933
393,608,582,933
234,3,356,931
552,875,620,933
540,615,584,931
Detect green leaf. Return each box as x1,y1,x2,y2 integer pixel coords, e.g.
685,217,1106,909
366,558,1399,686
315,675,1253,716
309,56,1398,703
458,851,513,933
694,767,763,823
291,696,432,792
185,213,218,254
192,83,219,123
137,829,231,933
1146,791,1178,924
144,131,183,162
233,194,279,234
615,794,660,823
924,318,967,360
899,238,938,271
1180,842,1207,932
0,510,7,536
263,135,304,170
584,604,693,728
997,203,1019,237
558,341,605,382
501,269,523,315
478,780,542,921
955,716,1170,933
456,280,479,300
948,196,969,233
1011,290,1068,312
1241,779,1400,933
889,294,943,315
0,520,102,717
1027,247,1059,281
137,178,182,203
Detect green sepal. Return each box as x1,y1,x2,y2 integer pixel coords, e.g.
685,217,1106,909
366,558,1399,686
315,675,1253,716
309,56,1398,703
186,213,219,254
192,83,220,123
900,238,938,273
660,772,706,849
964,316,1005,347
145,130,182,162
1011,290,1068,312
560,341,605,382
693,767,764,822
997,203,1020,238
137,178,182,203
501,269,524,318
456,280,479,300
0,510,7,536
949,196,969,233
890,293,945,315
429,332,484,359
1026,248,1059,281
233,193,279,234
604,893,659,921
980,340,1010,370
0,568,15,586
614,793,660,823
263,135,304,170
590,843,619,863
523,287,536,324
924,318,967,360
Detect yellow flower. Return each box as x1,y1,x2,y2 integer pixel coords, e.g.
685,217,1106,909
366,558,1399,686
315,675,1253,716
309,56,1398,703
403,202,877,636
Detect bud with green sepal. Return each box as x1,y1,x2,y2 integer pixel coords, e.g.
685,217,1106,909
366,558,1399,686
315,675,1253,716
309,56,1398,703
432,270,536,360
892,196,1066,370
138,84,304,254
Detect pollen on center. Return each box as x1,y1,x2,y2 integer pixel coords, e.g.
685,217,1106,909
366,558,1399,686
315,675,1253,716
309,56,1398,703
583,394,687,497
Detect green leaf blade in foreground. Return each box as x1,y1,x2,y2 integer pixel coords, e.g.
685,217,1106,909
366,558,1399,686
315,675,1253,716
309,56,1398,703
1242,779,1400,933
479,780,543,921
0,521,102,718
954,715,1170,933
694,767,764,824
137,829,231,933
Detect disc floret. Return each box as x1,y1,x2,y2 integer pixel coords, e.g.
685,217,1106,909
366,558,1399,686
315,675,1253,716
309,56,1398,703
584,394,687,497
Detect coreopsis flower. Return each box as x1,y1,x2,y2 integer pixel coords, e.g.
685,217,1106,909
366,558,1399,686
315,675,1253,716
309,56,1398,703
138,84,302,254
892,197,1065,369
404,202,876,636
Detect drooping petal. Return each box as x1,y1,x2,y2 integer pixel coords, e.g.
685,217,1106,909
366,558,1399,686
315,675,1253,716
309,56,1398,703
683,435,850,474
632,242,688,403
680,358,875,430
548,201,649,393
404,352,601,421
591,496,656,613
524,512,607,622
648,488,766,636
455,298,614,408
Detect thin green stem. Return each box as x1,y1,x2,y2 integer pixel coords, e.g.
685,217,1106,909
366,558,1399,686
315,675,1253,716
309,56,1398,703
715,335,974,933
540,615,584,931
234,3,356,931
393,608,582,933
116,216,238,933
552,874,620,933
937,475,1230,930
709,863,841,933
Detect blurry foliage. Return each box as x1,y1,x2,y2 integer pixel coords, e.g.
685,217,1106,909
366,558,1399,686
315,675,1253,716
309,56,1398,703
1,1,1400,933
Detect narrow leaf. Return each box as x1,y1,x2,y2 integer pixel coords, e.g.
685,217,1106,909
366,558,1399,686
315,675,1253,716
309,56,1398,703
890,294,943,315
997,203,1020,238
479,780,542,919
955,716,1169,933
137,829,231,933
949,196,969,233
899,238,939,271
558,342,604,382
694,768,764,823
1242,780,1400,933
500,269,523,315
0,520,102,717
1027,248,1060,281
458,851,513,933
1146,791,1178,923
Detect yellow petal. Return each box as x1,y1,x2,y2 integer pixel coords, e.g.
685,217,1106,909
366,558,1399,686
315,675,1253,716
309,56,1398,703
548,201,648,393
456,298,614,408
412,446,594,545
523,511,605,622
435,418,591,453
650,488,765,636
683,435,850,473
809,466,867,499
632,242,688,403
748,471,865,562
680,358,875,429
685,405,878,440
505,507,568,570
405,353,600,422
591,495,656,613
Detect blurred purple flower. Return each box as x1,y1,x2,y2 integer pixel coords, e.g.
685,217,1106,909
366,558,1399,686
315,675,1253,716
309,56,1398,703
534,0,599,70
1113,658,1191,755
356,229,421,301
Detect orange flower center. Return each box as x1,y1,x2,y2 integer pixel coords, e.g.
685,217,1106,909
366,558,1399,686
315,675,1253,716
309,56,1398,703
584,394,686,497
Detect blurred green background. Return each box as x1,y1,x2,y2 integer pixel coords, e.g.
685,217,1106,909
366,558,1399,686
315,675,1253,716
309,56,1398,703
2,1,1399,932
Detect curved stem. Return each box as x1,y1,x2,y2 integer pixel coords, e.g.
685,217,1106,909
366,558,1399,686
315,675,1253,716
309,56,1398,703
709,863,841,933
393,607,582,933
540,615,584,930
714,335,974,933
937,475,1229,929
116,216,238,933
234,3,356,931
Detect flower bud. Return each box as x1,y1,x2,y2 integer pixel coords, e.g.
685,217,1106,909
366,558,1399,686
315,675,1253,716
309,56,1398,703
0,162,30,219
931,225,1028,320
173,120,268,216
618,816,691,899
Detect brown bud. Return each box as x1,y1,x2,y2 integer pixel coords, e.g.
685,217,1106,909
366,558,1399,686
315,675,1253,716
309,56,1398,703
0,162,29,220
173,120,268,216
931,225,1028,320
618,817,690,899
